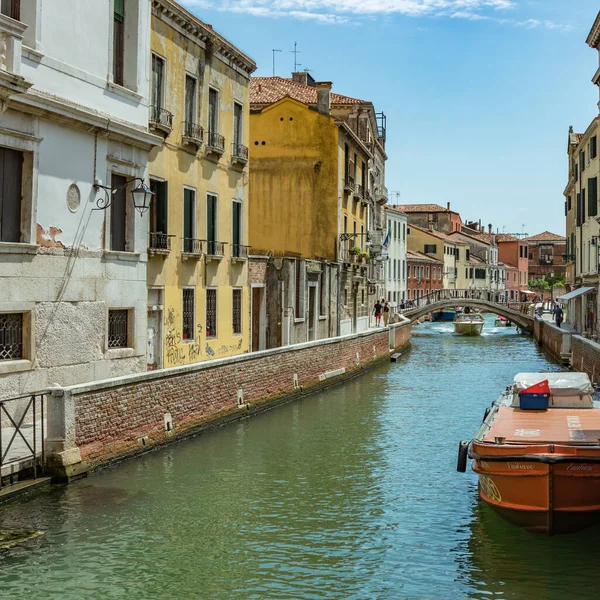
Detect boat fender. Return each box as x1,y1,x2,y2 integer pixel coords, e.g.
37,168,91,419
457,440,469,473
482,407,491,423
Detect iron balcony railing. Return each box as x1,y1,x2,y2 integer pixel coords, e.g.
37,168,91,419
375,184,388,203
182,238,204,255
344,174,355,193
355,183,364,199
206,240,225,257
149,232,174,252
149,105,174,129
231,244,249,259
182,121,204,143
206,131,225,152
0,393,46,490
232,143,248,162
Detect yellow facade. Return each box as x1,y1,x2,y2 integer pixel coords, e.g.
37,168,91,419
147,2,255,369
248,98,340,259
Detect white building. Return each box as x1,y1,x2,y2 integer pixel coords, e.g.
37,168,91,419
384,206,408,308
0,0,160,398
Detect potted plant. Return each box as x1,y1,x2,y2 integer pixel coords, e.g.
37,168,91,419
349,246,361,263
359,251,370,264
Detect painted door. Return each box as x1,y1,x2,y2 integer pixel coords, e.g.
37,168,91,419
252,287,261,352
308,286,316,341
147,311,161,371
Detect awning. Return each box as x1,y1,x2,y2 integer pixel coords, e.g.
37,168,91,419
556,287,594,303
520,290,536,295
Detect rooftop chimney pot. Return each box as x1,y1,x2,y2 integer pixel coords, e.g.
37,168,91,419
315,81,332,116
447,202,450,210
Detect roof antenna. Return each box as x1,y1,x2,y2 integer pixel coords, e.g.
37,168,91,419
272,49,281,77
290,41,301,72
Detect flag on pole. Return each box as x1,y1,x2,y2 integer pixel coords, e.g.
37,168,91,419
383,232,390,249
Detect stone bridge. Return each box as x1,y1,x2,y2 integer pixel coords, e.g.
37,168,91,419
400,289,535,332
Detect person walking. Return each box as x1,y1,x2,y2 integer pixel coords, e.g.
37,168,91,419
374,299,383,327
383,301,390,326
553,303,564,328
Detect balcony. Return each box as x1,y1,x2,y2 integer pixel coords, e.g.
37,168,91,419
375,184,388,204
344,174,355,194
355,183,364,201
205,240,225,262
149,105,173,135
205,131,225,159
148,232,174,257
593,65,600,86
182,121,203,149
181,238,204,261
231,142,248,166
0,12,32,110
540,257,553,265
231,244,249,263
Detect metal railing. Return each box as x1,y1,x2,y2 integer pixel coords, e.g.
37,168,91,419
149,105,174,129
206,131,225,152
206,240,225,256
0,393,46,489
231,244,249,259
182,238,204,255
355,183,364,199
232,142,248,161
149,232,174,251
183,121,204,143
344,174,355,193
375,184,388,203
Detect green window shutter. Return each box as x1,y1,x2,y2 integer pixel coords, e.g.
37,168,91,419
589,177,598,217
114,0,125,21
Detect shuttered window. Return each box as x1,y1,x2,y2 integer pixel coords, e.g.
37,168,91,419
577,192,582,226
208,89,219,135
1,0,20,20
588,177,598,217
580,151,585,173
206,194,218,255
591,136,598,160
423,244,436,254
183,188,195,253
185,75,196,126
113,0,125,86
0,147,23,243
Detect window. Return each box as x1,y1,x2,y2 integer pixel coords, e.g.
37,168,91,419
113,0,125,86
233,102,243,147
540,245,552,264
232,199,242,257
466,249,470,261
580,150,585,174
151,54,165,116
426,266,430,278
343,215,348,234
568,195,572,211
589,177,598,217
184,74,197,133
206,289,217,338
207,193,218,254
524,246,528,258
402,224,406,242
208,88,219,135
577,192,582,226
295,260,305,319
110,174,127,251
575,164,579,182
183,188,196,253
108,309,128,349
0,0,20,20
591,136,598,160
149,180,168,249
319,269,327,316
424,244,436,254
582,189,586,225
0,146,23,243
182,288,195,340
232,289,242,334
0,313,22,360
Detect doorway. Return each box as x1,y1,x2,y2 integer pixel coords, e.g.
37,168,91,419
147,310,162,371
251,286,265,352
308,285,317,341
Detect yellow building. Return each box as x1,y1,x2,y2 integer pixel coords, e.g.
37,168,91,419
248,73,388,343
146,0,256,368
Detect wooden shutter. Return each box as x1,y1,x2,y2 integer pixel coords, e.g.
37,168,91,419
114,0,125,20
0,147,23,243
232,201,241,246
1,0,20,20
183,188,194,240
156,181,168,234
577,192,582,226
185,76,195,125
582,189,586,223
588,177,598,217
113,0,125,86
110,174,127,251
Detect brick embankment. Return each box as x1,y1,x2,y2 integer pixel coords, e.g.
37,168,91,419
62,324,411,471
533,317,572,364
571,336,600,385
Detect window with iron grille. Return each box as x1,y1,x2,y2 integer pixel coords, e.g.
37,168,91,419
232,289,242,334
108,309,128,348
182,288,195,340
206,289,217,338
295,260,305,319
0,313,23,360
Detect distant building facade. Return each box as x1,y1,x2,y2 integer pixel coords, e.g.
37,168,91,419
384,206,407,308
524,231,567,282
406,251,443,301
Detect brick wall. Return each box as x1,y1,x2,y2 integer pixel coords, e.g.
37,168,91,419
572,336,600,385
66,324,411,469
534,317,572,364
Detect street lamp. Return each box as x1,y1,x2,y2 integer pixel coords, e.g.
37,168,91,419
93,178,154,216
549,271,554,304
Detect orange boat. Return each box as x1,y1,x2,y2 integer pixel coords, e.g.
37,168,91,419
458,373,600,535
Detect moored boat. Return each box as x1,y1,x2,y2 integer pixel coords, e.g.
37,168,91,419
494,315,512,327
453,313,484,336
432,309,457,322
458,373,600,535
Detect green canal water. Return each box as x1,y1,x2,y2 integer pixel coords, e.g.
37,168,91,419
1,315,599,599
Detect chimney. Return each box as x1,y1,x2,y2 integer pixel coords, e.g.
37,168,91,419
488,224,492,234
447,202,450,210
292,71,316,87
428,221,434,232
315,81,332,116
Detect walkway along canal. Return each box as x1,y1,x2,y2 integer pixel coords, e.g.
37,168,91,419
2,315,600,599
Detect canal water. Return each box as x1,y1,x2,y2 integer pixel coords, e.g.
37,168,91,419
0,315,598,599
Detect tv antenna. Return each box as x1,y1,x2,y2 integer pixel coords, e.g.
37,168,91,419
272,49,281,76
389,191,401,204
290,42,301,72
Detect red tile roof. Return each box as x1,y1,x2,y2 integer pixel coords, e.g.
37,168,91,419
406,250,443,264
410,224,468,244
495,233,521,243
250,77,369,107
523,231,566,242
451,230,492,245
385,205,407,216
396,203,450,213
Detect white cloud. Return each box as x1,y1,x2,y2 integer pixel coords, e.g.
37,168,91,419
181,0,568,30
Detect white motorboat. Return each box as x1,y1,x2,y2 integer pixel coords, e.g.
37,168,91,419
453,313,485,336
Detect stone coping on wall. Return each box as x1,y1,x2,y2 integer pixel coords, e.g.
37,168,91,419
573,334,600,353
57,323,410,397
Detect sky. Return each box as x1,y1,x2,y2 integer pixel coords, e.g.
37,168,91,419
180,0,600,237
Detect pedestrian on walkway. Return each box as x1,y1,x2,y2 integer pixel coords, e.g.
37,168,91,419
383,301,390,326
553,303,564,328
374,299,383,326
